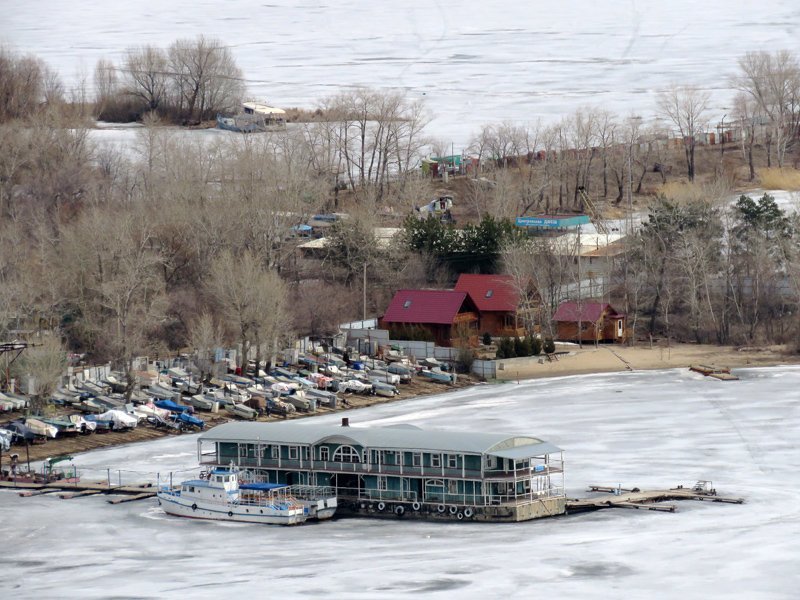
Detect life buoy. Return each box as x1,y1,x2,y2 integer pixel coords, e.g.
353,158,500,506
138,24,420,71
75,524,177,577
228,511,234,517
457,512,464,520
395,505,405,516
437,504,446,513
449,506,458,515
377,502,386,511
411,501,421,511
463,507,474,518
191,503,197,511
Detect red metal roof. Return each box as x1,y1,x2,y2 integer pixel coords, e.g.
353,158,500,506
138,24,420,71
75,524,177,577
454,274,518,312
382,290,471,325
552,301,623,322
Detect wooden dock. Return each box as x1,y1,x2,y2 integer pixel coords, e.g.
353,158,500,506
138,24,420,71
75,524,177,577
566,482,744,514
1,479,156,502
689,364,740,381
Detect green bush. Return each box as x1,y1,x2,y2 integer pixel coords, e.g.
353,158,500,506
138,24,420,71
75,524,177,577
531,337,542,356
500,337,515,358
514,336,525,357
543,338,556,354
482,332,492,346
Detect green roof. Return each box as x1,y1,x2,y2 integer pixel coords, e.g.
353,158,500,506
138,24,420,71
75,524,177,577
200,421,560,458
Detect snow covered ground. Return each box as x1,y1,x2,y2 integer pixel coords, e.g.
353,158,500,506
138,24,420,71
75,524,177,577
5,0,800,147
3,366,799,598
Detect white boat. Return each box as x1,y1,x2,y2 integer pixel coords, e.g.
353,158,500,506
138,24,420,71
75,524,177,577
372,381,399,398
157,467,308,525
366,370,401,385
186,394,217,411
67,414,97,433
26,418,59,439
226,402,258,420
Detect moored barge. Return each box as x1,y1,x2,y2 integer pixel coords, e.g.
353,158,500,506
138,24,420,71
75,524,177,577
196,419,565,522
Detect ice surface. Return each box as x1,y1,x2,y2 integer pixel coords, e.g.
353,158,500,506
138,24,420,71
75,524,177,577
5,0,800,147
2,366,800,598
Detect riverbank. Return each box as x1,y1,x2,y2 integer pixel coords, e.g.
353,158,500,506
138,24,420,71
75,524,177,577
493,342,800,381
8,343,798,464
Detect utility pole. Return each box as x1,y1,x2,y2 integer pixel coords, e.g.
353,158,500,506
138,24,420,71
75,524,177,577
362,261,367,322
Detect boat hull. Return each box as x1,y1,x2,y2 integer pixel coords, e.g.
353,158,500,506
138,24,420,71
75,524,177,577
157,492,307,525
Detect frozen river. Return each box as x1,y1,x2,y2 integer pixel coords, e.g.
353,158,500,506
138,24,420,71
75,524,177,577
4,0,800,147
3,366,800,598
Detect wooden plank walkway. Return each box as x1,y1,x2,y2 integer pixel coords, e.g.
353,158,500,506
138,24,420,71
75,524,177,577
3,479,156,502
689,364,740,381
567,483,744,514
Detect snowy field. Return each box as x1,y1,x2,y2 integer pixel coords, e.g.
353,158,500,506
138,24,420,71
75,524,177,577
3,366,800,599
5,0,800,147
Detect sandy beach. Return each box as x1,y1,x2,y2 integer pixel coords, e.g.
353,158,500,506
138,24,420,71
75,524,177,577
491,342,800,381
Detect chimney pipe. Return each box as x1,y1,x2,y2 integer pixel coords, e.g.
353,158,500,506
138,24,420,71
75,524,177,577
341,417,350,427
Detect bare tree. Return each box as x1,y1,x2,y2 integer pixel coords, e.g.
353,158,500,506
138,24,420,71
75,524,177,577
122,45,169,112
734,50,800,168
207,250,289,373
14,335,67,414
732,92,762,182
0,46,58,122
167,35,244,123
657,85,710,181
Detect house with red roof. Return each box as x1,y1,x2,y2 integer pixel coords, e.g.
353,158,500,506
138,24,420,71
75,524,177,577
453,274,526,338
552,301,626,343
379,289,479,347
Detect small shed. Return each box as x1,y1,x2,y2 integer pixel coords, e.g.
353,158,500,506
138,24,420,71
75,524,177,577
552,301,626,343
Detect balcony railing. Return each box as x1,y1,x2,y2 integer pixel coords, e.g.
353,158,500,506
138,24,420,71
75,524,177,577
203,455,562,481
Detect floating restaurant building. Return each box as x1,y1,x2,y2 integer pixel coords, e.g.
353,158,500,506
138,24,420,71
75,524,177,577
198,419,566,522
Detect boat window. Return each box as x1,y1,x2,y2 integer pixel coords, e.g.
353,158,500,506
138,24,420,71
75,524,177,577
377,476,387,491
288,446,299,460
431,454,441,468
333,445,361,463
412,452,422,467
448,480,458,494
319,446,330,461
425,479,444,488
447,454,458,469
271,446,279,459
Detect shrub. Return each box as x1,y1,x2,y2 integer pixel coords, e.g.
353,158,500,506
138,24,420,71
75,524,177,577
514,336,525,357
530,337,542,356
456,346,474,373
500,337,516,358
482,332,492,346
543,338,556,354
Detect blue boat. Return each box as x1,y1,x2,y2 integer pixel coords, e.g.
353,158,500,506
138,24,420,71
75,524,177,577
155,399,191,414
172,412,205,430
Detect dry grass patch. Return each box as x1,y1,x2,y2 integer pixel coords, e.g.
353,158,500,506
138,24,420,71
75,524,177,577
655,179,732,206
757,168,800,190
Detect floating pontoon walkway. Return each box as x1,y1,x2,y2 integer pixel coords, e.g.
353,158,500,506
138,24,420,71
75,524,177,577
1,480,156,503
689,364,740,381
566,482,744,514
